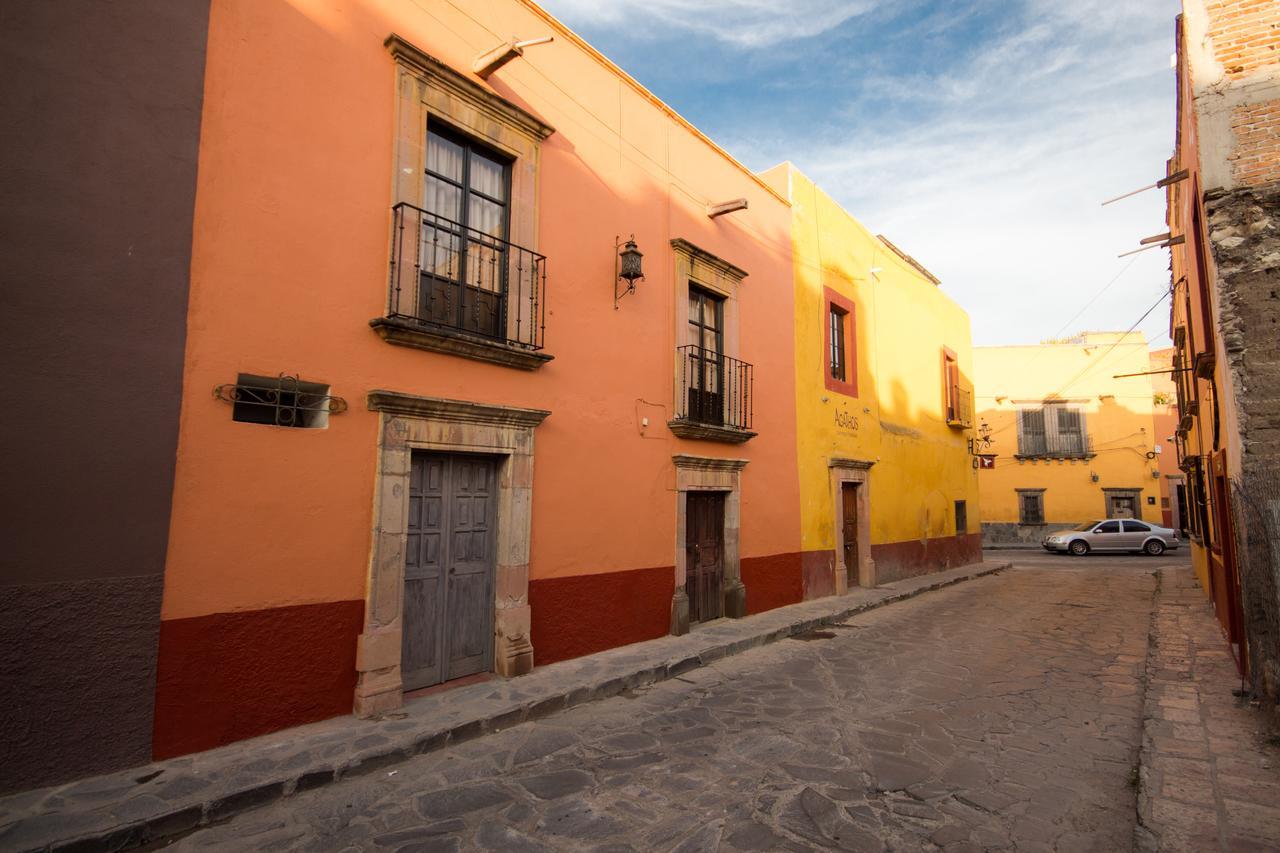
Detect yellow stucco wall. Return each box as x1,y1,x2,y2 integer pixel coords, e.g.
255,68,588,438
762,164,980,576
974,333,1162,530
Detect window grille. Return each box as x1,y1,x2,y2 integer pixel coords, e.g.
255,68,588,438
1018,491,1045,525
829,306,847,381
1017,403,1090,458
214,373,346,429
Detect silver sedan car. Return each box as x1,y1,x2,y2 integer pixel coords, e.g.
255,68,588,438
1042,519,1181,556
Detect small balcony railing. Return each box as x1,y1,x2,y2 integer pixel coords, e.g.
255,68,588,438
947,386,973,428
386,202,546,350
1016,433,1095,459
674,345,753,432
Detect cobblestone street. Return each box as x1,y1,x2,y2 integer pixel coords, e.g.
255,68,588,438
173,555,1224,852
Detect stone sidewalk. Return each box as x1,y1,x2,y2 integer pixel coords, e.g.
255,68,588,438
0,560,1008,853
1136,567,1280,851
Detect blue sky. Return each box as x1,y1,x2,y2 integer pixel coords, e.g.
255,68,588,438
540,0,1181,348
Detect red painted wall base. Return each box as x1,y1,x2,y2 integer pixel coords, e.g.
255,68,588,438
871,533,984,584
530,566,674,666
741,551,804,615
153,600,363,760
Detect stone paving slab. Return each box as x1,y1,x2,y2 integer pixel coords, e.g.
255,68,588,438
0,560,1008,853
1135,567,1280,852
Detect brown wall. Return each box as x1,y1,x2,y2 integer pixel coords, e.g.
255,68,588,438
0,0,210,793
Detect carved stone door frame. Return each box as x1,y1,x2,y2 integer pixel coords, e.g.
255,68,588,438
671,454,748,635
830,457,875,592
354,391,549,717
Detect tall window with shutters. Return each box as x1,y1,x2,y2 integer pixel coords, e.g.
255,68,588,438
1017,402,1090,458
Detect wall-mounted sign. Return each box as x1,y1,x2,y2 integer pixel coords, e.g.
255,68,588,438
835,404,859,433
978,454,996,469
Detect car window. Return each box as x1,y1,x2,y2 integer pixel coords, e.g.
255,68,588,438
1095,521,1121,534
1073,521,1101,531
1123,521,1151,532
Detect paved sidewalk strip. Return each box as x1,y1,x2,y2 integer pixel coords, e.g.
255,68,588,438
0,560,1008,853
1135,567,1280,851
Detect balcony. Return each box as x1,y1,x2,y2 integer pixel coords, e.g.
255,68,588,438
1016,433,1096,460
668,345,756,443
946,386,973,429
369,203,552,370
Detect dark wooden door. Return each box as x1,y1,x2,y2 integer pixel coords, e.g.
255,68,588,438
686,492,725,623
841,483,859,586
403,452,497,691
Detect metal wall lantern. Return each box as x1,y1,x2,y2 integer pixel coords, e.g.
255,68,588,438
614,235,644,308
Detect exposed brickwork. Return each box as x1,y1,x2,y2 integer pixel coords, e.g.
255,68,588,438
1203,0,1280,80
1228,97,1280,187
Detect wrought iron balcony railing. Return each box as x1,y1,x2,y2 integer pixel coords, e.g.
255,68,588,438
674,345,754,432
386,202,546,350
1016,433,1095,459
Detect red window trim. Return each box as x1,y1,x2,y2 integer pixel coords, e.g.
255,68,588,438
823,287,858,397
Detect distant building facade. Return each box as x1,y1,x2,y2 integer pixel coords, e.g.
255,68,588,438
975,333,1164,545
1166,0,1280,701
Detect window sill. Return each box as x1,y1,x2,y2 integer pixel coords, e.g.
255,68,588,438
946,419,973,430
369,317,553,371
1014,454,1096,461
667,418,757,444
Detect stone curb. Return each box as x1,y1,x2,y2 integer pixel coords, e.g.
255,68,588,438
0,561,1009,853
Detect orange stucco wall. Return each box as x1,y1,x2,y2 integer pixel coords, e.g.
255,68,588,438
161,0,800,624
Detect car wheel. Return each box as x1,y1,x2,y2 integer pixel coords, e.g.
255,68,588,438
1144,539,1166,556
1069,540,1090,556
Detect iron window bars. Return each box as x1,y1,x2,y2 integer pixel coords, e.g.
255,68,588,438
829,305,847,381
387,202,546,350
675,345,754,432
1016,406,1093,458
214,373,347,429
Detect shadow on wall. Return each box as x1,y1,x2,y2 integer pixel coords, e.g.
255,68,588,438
874,375,983,580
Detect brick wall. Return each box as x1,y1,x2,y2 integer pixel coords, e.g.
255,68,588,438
1228,97,1280,186
1203,0,1280,80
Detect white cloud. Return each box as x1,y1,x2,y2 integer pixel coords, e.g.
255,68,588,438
543,0,881,47
712,1,1181,345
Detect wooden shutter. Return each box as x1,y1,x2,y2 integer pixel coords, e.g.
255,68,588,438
1019,408,1045,455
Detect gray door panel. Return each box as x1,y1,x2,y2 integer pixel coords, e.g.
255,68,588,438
403,455,447,690
403,453,496,691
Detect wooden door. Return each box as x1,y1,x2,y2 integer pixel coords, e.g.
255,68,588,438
686,492,725,623
402,452,497,691
842,483,859,586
